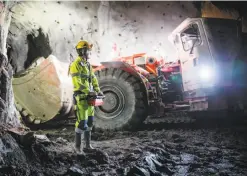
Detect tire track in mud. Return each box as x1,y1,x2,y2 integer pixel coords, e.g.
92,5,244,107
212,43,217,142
26,111,247,133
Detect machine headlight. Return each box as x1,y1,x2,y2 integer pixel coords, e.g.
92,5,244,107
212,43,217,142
199,66,215,81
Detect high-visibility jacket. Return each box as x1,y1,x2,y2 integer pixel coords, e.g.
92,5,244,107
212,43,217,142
69,56,100,94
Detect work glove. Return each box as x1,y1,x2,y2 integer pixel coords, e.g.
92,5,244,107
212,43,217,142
88,91,97,97
98,91,104,96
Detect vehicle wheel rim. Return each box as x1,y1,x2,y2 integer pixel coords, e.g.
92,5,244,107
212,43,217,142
100,91,119,113
96,85,125,119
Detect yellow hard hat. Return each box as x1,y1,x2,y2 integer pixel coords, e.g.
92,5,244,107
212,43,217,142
76,40,93,50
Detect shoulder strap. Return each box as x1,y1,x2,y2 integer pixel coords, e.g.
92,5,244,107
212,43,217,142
86,61,92,84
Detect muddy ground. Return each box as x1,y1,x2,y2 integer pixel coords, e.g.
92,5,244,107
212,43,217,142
1,122,247,176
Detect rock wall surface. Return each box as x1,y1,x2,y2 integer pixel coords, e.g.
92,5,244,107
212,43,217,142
8,1,243,74
9,1,200,73
0,1,20,127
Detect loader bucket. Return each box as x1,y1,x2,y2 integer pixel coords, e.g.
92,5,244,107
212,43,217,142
12,55,73,124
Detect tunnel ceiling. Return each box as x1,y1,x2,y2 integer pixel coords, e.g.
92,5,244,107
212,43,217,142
6,1,244,74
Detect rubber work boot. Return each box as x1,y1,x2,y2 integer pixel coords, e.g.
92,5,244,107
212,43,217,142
84,130,94,150
74,132,82,154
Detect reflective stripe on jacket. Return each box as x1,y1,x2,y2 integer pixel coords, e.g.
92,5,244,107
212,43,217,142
69,56,100,94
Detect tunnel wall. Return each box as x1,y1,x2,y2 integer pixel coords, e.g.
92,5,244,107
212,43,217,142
8,1,242,74
0,1,20,127
9,1,200,73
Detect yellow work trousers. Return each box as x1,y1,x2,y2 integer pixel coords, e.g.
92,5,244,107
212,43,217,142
74,94,94,133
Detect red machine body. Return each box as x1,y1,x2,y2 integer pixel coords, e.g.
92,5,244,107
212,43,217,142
93,53,185,111
88,98,104,106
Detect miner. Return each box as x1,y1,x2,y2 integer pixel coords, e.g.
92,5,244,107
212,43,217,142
69,40,103,154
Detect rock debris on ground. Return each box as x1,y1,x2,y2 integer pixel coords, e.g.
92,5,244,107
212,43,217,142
1,126,247,176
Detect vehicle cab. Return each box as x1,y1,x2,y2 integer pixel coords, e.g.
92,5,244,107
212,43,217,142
168,17,242,104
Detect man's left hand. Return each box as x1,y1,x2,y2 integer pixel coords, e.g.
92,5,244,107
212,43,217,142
88,91,97,97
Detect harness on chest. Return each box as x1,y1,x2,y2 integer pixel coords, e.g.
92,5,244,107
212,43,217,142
77,61,104,107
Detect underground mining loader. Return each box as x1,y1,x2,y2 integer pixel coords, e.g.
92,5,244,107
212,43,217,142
13,17,247,130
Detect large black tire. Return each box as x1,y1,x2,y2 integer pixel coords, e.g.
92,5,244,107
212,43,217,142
94,68,148,130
